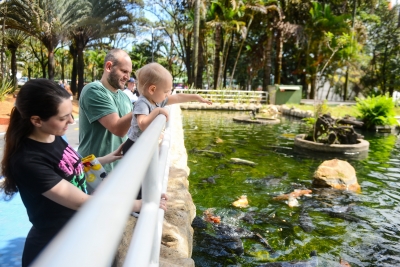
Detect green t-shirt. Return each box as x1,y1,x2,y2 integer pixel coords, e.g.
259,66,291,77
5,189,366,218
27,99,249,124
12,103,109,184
78,81,132,173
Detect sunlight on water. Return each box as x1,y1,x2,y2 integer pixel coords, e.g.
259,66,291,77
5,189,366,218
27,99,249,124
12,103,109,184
182,110,400,267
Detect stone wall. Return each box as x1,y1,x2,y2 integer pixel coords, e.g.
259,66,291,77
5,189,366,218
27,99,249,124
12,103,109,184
180,102,263,111
159,105,196,266
113,105,196,267
179,102,314,119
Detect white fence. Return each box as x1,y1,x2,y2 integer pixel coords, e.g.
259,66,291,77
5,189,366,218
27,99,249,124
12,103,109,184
31,108,172,267
174,89,268,104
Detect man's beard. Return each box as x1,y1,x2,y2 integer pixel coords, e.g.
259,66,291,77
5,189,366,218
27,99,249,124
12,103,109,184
107,68,122,90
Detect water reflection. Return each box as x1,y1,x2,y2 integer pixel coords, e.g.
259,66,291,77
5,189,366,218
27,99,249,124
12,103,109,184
182,110,400,267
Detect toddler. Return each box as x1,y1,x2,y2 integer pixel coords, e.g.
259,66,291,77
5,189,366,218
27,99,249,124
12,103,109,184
122,63,212,199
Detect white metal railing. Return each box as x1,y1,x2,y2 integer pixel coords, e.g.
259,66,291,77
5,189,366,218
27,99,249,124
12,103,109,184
31,107,172,267
174,89,268,104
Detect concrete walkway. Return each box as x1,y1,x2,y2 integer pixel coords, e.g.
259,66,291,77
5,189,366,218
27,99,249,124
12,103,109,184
0,121,80,266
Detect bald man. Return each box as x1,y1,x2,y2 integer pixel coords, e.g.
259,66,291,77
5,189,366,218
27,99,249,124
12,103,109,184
78,49,133,174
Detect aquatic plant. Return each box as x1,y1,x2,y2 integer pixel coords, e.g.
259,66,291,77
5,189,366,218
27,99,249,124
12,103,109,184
355,94,397,129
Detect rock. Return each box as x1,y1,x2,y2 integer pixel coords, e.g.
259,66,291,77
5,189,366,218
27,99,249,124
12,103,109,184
313,159,360,192
259,251,318,267
112,216,138,267
191,216,207,229
299,208,315,233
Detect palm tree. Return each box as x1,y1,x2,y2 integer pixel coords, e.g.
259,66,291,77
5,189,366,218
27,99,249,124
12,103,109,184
4,29,28,90
229,1,282,89
5,0,90,80
305,2,349,99
85,49,105,82
207,0,245,89
69,0,133,98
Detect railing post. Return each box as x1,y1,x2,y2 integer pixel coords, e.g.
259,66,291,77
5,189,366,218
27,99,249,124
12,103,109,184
123,146,162,267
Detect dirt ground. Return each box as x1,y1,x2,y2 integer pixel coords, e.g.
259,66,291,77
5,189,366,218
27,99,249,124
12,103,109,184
0,94,80,132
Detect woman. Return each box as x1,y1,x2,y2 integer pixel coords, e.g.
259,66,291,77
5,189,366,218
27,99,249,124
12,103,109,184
0,79,167,266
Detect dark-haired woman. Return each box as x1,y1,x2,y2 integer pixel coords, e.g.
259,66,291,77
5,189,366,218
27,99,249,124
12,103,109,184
0,79,167,266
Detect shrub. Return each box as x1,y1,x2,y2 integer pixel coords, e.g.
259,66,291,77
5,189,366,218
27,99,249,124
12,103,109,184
0,78,13,102
355,94,397,129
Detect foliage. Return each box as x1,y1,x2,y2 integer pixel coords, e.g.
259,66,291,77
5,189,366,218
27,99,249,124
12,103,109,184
0,78,14,102
355,94,398,128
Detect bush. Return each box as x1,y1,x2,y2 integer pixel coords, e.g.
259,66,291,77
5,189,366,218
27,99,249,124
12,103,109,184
0,78,13,102
355,94,397,129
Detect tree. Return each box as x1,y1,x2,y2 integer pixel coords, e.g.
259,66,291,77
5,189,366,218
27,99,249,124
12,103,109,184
4,29,27,90
304,2,350,99
6,0,89,80
69,0,133,98
361,3,400,96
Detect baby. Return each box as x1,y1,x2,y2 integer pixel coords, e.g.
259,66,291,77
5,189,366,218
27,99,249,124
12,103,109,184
122,63,212,197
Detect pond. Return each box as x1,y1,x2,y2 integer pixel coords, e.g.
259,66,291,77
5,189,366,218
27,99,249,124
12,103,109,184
182,110,400,267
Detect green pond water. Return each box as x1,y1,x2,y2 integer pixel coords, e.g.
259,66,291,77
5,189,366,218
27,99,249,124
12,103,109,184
181,110,400,267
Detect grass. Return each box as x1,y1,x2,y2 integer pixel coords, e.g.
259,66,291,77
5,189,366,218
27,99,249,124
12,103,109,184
284,104,400,118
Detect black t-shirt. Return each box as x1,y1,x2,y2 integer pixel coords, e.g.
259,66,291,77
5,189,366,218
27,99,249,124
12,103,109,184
11,136,87,231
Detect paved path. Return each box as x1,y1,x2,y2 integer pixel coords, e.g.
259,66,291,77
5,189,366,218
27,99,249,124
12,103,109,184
0,121,80,266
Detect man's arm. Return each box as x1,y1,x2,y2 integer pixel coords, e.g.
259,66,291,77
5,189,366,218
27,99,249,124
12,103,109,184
167,94,212,105
98,112,132,137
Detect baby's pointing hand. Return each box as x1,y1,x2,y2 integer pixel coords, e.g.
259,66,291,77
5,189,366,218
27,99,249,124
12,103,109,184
199,97,212,105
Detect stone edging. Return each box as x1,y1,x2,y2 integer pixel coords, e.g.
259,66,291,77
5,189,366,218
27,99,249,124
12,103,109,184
113,105,195,267
180,103,263,111
278,105,313,119
294,134,370,153
233,116,280,124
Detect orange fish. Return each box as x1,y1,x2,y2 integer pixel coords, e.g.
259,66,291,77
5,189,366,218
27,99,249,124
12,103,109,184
203,209,221,224
340,259,351,267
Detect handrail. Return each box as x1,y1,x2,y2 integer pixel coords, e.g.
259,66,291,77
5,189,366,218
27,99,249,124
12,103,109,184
31,108,172,267
174,89,268,104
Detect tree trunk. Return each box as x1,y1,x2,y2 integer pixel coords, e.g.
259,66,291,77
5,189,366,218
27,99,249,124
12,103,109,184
47,45,55,80
9,47,17,91
344,67,349,100
193,0,200,88
213,24,222,89
274,29,283,86
217,32,229,89
185,32,192,86
310,73,316,99
263,32,273,89
196,20,205,89
77,46,85,99
230,16,253,87
41,62,46,78
223,35,233,88
61,52,65,81
69,44,78,96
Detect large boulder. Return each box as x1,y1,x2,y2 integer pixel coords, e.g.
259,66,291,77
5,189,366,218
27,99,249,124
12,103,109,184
313,159,360,192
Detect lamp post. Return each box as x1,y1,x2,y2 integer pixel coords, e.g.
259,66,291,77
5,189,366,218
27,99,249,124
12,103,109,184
139,26,166,62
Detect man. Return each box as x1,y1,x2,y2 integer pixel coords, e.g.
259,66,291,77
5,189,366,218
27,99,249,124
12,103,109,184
78,49,133,173
123,77,138,104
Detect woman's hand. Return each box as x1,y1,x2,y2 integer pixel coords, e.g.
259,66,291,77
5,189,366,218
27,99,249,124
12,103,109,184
131,194,168,213
97,143,123,165
159,193,168,211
